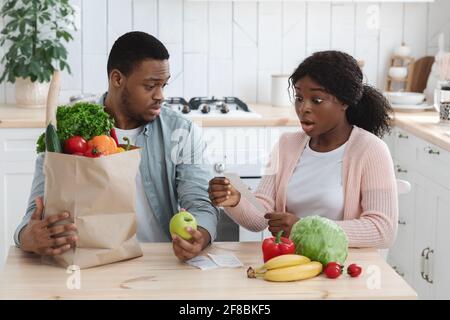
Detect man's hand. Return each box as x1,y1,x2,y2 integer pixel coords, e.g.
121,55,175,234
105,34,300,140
19,197,78,256
264,212,299,238
172,227,211,261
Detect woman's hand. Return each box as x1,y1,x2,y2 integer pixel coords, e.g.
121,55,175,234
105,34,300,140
264,212,299,238
208,177,241,207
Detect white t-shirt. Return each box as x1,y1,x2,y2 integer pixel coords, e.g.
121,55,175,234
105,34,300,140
285,139,347,221
114,126,168,242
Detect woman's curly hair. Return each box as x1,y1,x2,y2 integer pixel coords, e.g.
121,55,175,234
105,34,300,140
289,50,392,138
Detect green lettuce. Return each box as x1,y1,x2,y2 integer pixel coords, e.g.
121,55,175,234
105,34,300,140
289,215,348,266
36,102,114,153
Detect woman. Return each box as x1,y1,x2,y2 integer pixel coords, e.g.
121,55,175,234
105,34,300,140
209,50,398,248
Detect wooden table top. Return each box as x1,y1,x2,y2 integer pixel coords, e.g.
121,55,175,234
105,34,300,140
0,242,417,300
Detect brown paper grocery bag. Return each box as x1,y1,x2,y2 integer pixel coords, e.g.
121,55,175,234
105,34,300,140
42,149,143,269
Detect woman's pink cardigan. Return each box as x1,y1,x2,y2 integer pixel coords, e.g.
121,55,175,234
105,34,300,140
225,126,398,248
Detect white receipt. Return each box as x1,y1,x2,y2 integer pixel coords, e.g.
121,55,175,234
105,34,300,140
223,172,265,213
186,256,218,270
207,254,244,268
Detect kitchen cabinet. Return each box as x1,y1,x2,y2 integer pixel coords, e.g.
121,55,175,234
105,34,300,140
385,127,450,300
410,171,436,300
0,128,42,266
433,181,450,299
0,162,35,264
383,128,396,157
409,170,450,300
387,159,415,285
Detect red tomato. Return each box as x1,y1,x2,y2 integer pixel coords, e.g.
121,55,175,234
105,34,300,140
347,263,362,277
324,262,343,279
64,136,88,154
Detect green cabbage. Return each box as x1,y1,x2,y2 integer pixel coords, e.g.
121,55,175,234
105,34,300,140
289,215,348,266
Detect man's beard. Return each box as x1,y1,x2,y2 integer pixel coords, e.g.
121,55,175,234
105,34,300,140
120,87,145,126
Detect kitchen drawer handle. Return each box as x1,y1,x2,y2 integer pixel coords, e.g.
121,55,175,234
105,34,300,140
392,266,405,277
425,249,434,284
396,165,408,173
398,220,407,225
397,133,409,139
420,247,430,281
424,147,440,155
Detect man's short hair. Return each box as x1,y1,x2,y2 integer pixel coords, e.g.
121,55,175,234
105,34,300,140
107,31,169,76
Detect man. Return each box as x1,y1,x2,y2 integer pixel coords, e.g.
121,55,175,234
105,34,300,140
14,31,219,261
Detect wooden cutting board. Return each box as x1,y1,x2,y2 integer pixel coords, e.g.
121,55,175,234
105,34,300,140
408,56,434,93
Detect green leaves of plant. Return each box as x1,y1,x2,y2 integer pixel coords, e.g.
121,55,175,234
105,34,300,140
0,0,76,84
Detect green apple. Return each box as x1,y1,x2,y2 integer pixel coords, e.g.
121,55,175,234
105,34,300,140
169,209,197,240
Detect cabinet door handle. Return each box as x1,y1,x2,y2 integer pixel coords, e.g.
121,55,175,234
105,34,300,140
396,165,408,173
398,220,407,225
425,249,434,284
424,147,440,155
420,247,430,281
397,133,409,139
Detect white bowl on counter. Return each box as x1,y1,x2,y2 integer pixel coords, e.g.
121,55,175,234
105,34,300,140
388,67,408,79
385,92,426,105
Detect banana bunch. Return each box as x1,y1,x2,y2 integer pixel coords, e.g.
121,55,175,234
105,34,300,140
247,254,323,282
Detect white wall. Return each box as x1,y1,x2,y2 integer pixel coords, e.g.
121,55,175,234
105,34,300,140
1,0,450,104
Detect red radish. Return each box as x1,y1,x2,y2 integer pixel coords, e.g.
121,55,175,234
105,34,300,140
324,262,343,279
347,263,362,277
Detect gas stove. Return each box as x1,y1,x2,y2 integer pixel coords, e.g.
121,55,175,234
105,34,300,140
162,96,261,118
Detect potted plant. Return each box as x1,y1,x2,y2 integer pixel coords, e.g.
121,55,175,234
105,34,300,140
0,0,75,108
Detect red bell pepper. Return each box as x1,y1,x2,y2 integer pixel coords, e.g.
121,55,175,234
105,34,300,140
262,230,296,262
84,146,103,158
